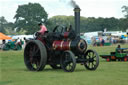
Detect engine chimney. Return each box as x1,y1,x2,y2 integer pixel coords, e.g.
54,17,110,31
74,7,81,37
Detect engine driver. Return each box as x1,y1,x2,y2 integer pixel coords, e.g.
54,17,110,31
116,44,122,53
38,23,47,35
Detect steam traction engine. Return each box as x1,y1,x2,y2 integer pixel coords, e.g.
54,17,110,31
24,7,99,72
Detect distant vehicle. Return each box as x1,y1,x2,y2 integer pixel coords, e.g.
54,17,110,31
100,48,128,61
2,40,23,51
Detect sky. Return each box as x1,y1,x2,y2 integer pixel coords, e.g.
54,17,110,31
0,0,128,22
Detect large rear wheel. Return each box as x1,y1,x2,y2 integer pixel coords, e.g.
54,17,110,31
24,40,47,71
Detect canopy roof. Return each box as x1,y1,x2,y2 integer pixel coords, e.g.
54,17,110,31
0,32,12,40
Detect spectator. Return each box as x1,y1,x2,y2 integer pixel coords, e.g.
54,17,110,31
101,39,105,46
2,40,6,44
23,37,28,49
92,37,96,46
16,38,20,44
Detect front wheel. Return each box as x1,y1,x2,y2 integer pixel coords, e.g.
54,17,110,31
60,51,76,72
84,49,99,70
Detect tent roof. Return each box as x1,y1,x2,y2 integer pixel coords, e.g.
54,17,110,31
0,32,12,40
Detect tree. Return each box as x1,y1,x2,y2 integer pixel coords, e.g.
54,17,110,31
14,3,48,34
0,16,8,33
119,18,128,31
48,16,122,32
122,5,128,18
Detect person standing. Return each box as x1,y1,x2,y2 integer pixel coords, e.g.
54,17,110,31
101,39,105,46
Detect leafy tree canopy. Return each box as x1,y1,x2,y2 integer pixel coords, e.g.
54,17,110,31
48,16,122,32
122,5,128,18
0,16,8,33
14,3,48,34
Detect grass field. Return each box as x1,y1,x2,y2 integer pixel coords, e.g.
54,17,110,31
0,44,128,85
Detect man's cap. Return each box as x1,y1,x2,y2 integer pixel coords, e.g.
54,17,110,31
38,23,42,26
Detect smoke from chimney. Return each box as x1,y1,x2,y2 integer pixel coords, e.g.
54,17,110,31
70,0,79,8
59,0,79,8
59,0,81,36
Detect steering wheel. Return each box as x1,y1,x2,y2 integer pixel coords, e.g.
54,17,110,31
33,32,40,39
53,25,64,33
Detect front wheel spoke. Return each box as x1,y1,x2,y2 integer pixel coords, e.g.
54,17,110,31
93,60,97,62
92,52,94,57
36,61,40,68
67,63,72,70
63,61,68,68
93,55,96,58
91,62,94,68
61,51,76,72
89,63,92,68
66,64,70,70
90,52,93,57
92,62,95,67
87,54,91,58
32,63,37,69
88,62,91,67
69,63,73,69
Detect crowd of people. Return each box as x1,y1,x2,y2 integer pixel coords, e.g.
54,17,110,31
91,36,127,46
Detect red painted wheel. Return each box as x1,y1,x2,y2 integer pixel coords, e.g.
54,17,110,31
124,58,127,62
106,58,110,62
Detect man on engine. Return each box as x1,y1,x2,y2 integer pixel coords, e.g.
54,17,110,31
38,23,47,35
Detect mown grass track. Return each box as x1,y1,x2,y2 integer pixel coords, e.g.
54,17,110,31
0,44,128,85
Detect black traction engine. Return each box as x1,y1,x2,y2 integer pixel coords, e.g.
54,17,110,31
24,7,99,72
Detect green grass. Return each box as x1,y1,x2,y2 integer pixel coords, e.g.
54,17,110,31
0,44,128,85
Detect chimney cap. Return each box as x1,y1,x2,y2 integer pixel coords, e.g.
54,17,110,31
74,7,81,12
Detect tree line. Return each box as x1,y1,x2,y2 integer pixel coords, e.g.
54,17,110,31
0,3,128,35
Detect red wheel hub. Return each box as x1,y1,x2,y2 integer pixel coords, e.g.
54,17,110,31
106,58,110,62
124,58,127,62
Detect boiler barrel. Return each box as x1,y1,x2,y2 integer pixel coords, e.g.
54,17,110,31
52,39,87,53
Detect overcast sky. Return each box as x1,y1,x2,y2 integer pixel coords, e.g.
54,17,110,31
0,0,128,22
